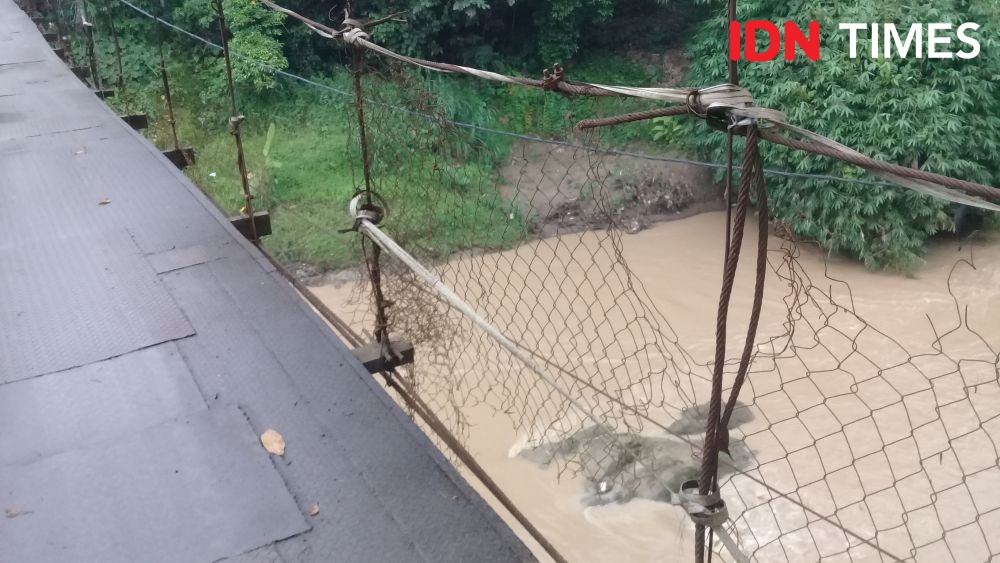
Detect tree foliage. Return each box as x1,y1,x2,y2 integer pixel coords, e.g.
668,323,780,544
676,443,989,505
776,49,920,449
668,0,1000,269
334,0,704,67
174,0,288,93
362,0,613,65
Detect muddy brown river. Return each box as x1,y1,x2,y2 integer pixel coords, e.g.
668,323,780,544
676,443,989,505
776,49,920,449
311,211,1000,562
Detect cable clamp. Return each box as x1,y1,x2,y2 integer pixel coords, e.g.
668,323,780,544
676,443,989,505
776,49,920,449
671,480,730,529
342,27,370,44
705,103,744,135
541,64,565,90
705,102,785,135
339,14,371,45
227,114,245,134
343,192,386,232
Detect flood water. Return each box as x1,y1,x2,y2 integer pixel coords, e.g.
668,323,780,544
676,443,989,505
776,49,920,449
311,211,1000,562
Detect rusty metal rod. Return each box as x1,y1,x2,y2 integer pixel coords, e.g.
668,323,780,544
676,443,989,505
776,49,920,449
214,0,258,243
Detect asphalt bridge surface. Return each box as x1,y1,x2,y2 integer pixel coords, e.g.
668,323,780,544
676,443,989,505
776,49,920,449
0,2,533,561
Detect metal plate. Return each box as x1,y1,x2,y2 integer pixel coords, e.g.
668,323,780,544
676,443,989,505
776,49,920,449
0,230,194,382
0,87,113,140
146,240,238,274
0,342,205,466
0,407,309,563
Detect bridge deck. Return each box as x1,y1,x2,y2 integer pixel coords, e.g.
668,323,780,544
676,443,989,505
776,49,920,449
0,2,531,561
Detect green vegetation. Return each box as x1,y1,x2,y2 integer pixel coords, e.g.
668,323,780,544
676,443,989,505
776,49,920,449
667,0,1000,269
66,0,1000,271
358,0,706,67
181,105,359,268
74,0,680,270
142,70,528,269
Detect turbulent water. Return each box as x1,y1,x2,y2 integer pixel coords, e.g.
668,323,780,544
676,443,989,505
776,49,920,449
311,211,1000,562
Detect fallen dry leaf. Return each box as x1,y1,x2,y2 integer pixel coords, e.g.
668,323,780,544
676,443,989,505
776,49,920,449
98,198,111,206
260,429,285,456
5,506,31,519
307,504,320,517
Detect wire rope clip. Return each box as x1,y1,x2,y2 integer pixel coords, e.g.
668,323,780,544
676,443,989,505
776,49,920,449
344,192,386,232
674,480,749,562
676,479,730,529
227,115,246,135
705,103,749,136
541,64,565,90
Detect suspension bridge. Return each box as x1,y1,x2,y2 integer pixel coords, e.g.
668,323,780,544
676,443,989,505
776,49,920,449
7,0,1000,561
0,2,535,560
